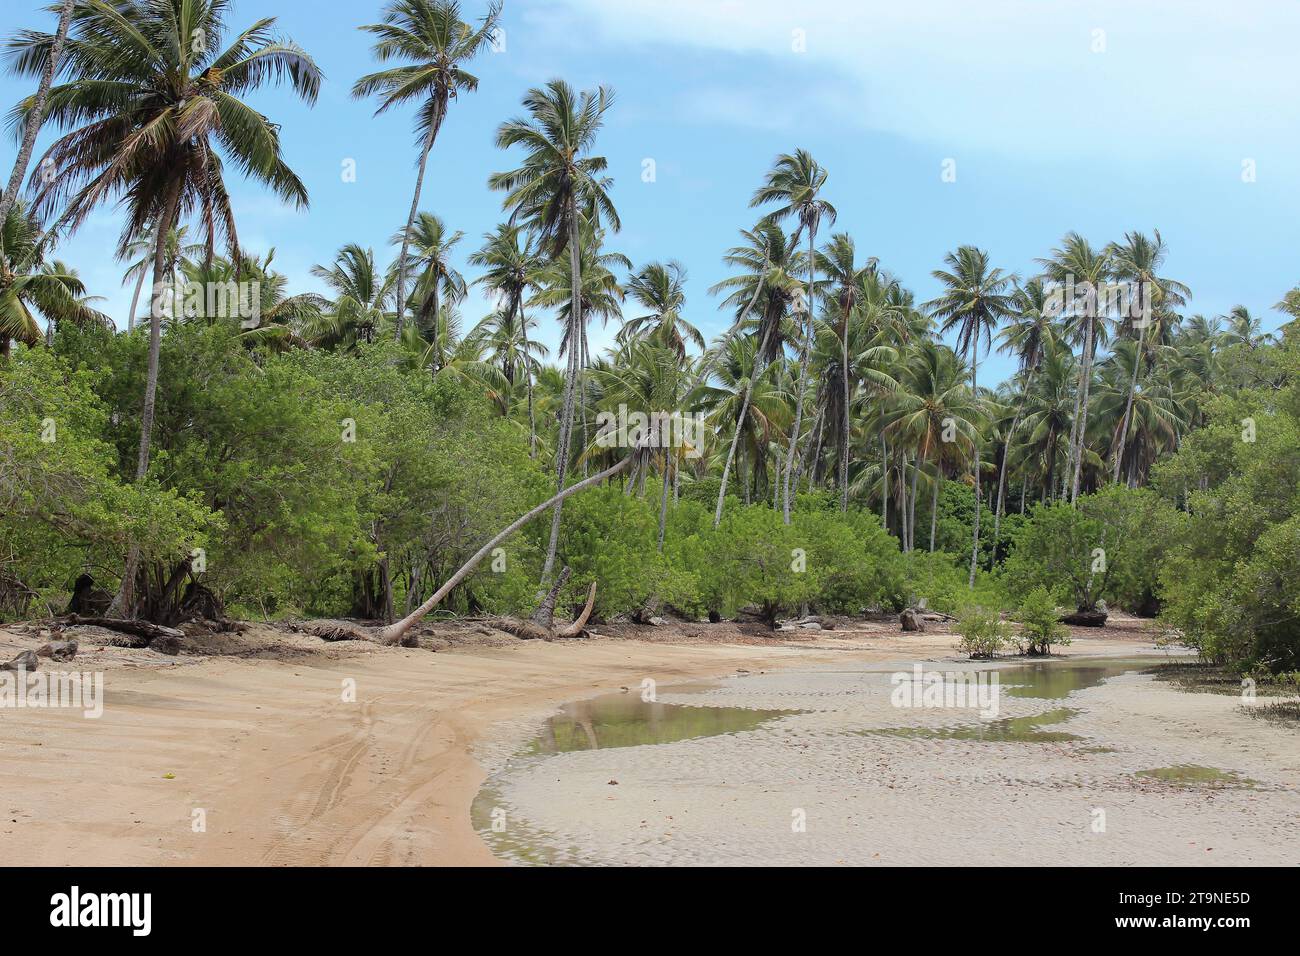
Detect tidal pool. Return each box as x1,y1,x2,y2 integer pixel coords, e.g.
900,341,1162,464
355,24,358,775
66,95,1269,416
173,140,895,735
867,707,1083,743
523,692,801,754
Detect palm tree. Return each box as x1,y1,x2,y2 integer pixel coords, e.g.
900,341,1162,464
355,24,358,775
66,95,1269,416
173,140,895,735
1221,304,1268,349
117,226,204,332
1039,232,1112,503
752,149,836,524
0,0,75,226
490,79,620,587
888,340,981,552
354,0,501,339
1106,230,1189,482
469,224,546,455
15,0,321,616
925,246,1014,585
816,234,879,510
392,211,465,363
0,200,106,356
707,221,804,525
619,261,704,358
308,245,394,350
990,277,1057,543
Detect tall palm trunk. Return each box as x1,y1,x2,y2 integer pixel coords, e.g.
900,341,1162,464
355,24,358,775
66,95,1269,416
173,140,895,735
880,433,888,528
929,468,941,552
518,296,537,457
538,213,583,585
656,451,671,552
1070,316,1096,503
0,0,75,226
109,180,183,617
781,225,817,524
968,337,982,587
840,309,851,510
993,383,1031,551
394,100,445,341
1113,334,1142,482
713,273,770,527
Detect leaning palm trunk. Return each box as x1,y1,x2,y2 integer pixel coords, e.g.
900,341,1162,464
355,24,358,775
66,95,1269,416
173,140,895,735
538,214,584,584
0,0,75,226
126,265,147,332
968,337,982,588
781,226,818,524
713,272,771,527
109,181,184,617
375,452,634,646
656,451,671,552
394,105,444,341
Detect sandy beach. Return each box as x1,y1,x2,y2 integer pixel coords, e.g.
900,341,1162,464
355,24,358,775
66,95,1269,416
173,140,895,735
2,618,1296,866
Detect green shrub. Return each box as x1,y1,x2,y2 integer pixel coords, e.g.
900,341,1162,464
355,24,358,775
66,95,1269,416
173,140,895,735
1015,586,1070,655
954,604,1011,658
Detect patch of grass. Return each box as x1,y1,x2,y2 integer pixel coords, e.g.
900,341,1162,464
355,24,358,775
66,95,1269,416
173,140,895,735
1240,700,1300,727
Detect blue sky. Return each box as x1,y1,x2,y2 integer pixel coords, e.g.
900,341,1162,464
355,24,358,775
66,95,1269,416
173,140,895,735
3,0,1299,384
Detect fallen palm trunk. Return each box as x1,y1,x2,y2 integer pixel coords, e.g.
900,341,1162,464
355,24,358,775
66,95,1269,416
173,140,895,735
372,453,634,646
64,615,185,643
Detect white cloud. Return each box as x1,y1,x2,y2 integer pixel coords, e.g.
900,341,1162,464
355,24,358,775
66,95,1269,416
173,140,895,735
549,0,1300,158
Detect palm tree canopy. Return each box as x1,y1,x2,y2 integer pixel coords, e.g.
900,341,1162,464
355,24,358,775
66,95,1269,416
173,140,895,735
8,0,322,257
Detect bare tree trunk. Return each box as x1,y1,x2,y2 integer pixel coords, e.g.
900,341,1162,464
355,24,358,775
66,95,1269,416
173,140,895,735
656,452,671,552
929,469,941,552
840,315,851,511
518,298,537,458
538,213,583,584
126,264,147,333
880,433,888,528
109,179,183,618
781,225,817,524
1113,334,1141,482
713,276,772,527
1070,316,1095,503
992,389,1028,553
968,337,982,587
0,0,75,226
376,453,633,645
394,103,444,341
908,453,919,553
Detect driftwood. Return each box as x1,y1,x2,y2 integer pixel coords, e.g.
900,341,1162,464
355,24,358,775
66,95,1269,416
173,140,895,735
1,650,38,671
36,639,78,661
900,608,925,632
1060,609,1108,627
65,614,185,643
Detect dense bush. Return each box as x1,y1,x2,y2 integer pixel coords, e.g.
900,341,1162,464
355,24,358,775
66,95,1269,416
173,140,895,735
1014,586,1070,654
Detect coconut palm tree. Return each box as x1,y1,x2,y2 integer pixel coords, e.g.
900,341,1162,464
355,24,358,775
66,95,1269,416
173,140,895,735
308,245,394,350
1038,233,1112,503
816,233,877,510
925,246,1014,584
990,277,1058,544
752,149,836,524
469,223,546,455
117,226,204,332
887,339,981,552
354,0,501,339
0,0,75,226
490,80,620,587
1106,229,1189,482
619,261,703,358
13,0,321,616
1,201,107,356
391,212,465,363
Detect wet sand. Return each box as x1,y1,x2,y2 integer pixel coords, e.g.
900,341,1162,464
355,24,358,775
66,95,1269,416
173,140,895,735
1,620,1295,866
476,650,1300,866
